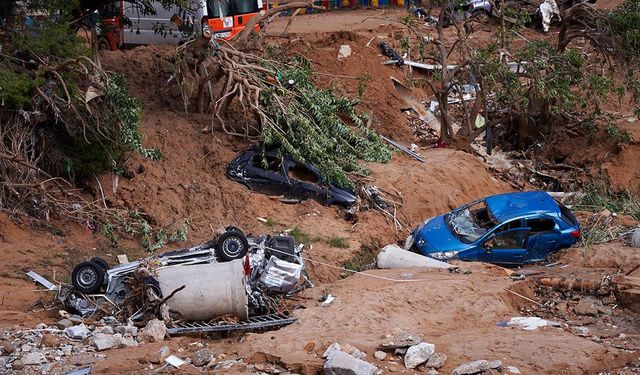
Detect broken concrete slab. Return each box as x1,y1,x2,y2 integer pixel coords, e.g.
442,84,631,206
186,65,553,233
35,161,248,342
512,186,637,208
64,324,90,340
426,352,447,369
452,360,502,375
138,319,166,343
91,333,121,351
115,325,138,337
323,350,378,375
323,343,342,358
21,351,47,365
56,319,74,330
192,348,214,367
380,329,422,349
404,342,435,369
377,245,450,269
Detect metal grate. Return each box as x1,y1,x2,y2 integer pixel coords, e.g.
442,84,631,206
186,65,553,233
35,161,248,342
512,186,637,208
166,314,297,335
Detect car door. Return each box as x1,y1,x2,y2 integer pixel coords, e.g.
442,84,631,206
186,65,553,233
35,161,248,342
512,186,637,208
477,220,529,264
525,217,560,261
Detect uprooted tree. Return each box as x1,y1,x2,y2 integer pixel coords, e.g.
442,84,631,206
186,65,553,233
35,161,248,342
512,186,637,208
393,0,640,149
176,1,392,189
0,0,191,250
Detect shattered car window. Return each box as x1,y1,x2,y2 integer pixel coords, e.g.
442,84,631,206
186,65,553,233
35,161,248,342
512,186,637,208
446,200,497,243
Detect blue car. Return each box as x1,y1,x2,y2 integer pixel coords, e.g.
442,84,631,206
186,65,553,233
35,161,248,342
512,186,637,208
405,191,580,266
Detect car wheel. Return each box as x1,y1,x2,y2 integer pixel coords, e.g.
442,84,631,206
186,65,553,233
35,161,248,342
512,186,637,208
225,226,245,236
90,257,110,271
215,230,249,262
71,261,105,294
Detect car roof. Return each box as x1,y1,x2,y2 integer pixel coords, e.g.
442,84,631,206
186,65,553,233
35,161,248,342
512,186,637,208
484,191,560,223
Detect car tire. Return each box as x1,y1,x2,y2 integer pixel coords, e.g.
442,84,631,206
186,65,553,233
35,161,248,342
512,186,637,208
215,230,249,262
90,257,110,271
225,226,245,236
71,261,105,294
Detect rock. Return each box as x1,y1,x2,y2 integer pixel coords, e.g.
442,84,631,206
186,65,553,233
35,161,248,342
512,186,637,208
91,333,121,351
342,344,365,359
380,329,422,349
506,366,521,374
41,333,60,347
427,370,438,375
138,319,166,343
12,359,25,370
374,351,387,361
452,360,502,375
323,351,378,375
0,340,16,354
571,326,591,336
115,325,138,337
95,326,114,335
21,351,47,365
35,323,48,330
192,349,213,367
157,346,171,364
323,343,342,358
574,298,599,316
304,341,315,353
100,316,119,325
337,45,352,59
395,348,407,356
631,228,640,248
425,352,447,369
64,324,90,340
404,342,435,369
20,344,32,352
56,319,74,329
119,335,139,348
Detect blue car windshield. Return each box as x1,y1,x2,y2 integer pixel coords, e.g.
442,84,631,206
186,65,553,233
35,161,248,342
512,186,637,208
445,200,498,243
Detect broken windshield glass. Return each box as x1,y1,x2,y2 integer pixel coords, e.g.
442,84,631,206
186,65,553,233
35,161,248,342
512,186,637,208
446,200,498,243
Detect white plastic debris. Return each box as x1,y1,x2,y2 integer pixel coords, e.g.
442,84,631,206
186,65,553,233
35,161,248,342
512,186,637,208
165,355,186,368
337,45,352,59
505,317,559,330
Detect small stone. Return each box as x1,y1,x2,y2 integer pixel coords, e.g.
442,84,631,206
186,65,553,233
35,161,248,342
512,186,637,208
427,369,438,375
0,341,16,354
506,366,521,374
21,351,47,365
68,315,84,324
192,349,213,367
425,352,447,369
342,344,365,359
380,329,422,349
56,319,74,330
337,45,352,59
304,341,315,353
41,333,59,348
91,333,121,351
395,348,407,356
323,343,341,358
158,346,171,364
374,351,387,361
20,344,32,352
138,319,166,343
118,335,139,348
35,323,48,330
404,342,435,369
115,325,138,337
631,228,640,247
571,326,591,336
94,326,114,335
323,350,378,375
452,360,501,375
64,324,90,340
100,316,119,325
574,298,599,316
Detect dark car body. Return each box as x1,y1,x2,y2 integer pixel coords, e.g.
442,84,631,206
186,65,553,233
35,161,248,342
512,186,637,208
406,191,580,266
226,149,356,207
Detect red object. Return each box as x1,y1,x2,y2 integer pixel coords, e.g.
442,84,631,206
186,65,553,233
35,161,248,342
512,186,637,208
434,140,448,148
570,229,581,239
243,255,251,276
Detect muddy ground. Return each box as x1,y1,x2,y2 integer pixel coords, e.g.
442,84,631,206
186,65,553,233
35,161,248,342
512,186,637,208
1,6,640,375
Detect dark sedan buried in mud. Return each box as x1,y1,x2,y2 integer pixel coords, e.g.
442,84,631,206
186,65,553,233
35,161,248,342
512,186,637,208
405,191,580,266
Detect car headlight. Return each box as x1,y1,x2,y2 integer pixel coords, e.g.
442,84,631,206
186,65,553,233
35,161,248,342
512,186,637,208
429,251,459,260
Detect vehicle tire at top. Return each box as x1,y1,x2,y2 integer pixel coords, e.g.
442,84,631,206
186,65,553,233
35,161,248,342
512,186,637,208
90,257,110,271
224,226,245,236
71,261,105,294
215,230,249,262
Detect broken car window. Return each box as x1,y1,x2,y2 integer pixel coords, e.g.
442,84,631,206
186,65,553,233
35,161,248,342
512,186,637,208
526,218,555,233
446,200,498,243
487,229,527,250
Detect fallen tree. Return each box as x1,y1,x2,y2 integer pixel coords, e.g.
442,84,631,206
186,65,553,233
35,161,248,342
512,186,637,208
177,2,392,188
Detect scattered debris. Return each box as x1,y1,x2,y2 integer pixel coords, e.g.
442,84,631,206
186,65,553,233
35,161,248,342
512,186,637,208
497,317,561,330
138,319,166,343
324,350,378,375
26,271,58,290
380,329,422,349
338,44,352,59
192,348,214,367
404,342,436,369
380,135,426,163
319,294,336,307
452,359,503,375
165,354,186,368
64,324,90,341
376,244,451,270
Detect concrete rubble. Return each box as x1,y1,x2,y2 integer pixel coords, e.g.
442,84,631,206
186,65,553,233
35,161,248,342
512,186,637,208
404,342,436,369
452,359,503,375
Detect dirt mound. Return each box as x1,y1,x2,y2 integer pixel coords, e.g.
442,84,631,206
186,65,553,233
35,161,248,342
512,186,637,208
603,144,640,194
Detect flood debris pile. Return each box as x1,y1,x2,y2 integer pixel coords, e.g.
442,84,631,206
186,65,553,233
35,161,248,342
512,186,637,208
19,226,312,372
